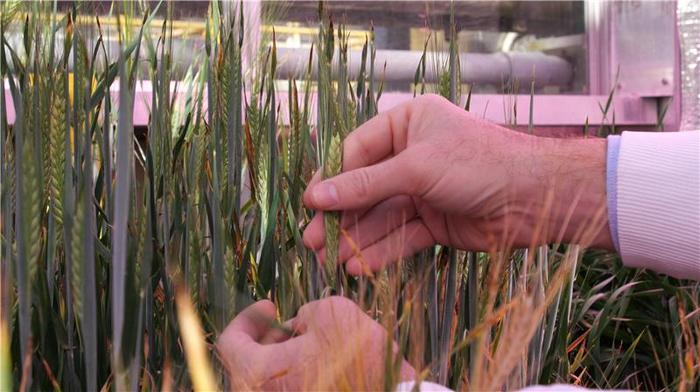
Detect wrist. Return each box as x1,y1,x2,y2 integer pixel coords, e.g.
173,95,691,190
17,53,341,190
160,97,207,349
517,136,613,249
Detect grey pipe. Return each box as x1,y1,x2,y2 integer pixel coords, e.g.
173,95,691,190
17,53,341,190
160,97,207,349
275,47,573,87
4,27,571,88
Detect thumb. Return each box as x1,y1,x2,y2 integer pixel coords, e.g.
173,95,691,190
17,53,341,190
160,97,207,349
304,152,416,211
221,300,278,344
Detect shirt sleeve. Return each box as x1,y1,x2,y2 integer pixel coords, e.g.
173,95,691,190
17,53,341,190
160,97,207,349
397,381,630,392
609,130,700,281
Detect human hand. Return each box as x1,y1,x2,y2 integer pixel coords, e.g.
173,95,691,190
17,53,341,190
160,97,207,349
303,94,612,275
216,296,415,390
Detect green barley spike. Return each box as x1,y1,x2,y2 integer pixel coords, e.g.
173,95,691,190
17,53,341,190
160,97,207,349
74,35,88,126
337,24,349,130
218,36,232,190
283,81,294,178
287,80,299,176
133,199,146,292
188,225,201,309
346,89,357,132
448,2,461,104
356,37,368,125
21,89,41,287
323,134,342,287
231,27,243,216
185,133,201,310
253,103,270,222
41,76,52,200
332,90,349,140
49,72,67,226
21,135,41,288
438,71,451,101
71,190,85,322
256,144,269,224
281,125,290,176
291,81,305,184
192,130,206,192
224,246,236,318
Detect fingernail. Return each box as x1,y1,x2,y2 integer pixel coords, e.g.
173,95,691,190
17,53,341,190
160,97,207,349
312,182,339,208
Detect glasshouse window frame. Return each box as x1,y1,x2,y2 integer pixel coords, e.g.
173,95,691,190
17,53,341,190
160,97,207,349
3,1,682,133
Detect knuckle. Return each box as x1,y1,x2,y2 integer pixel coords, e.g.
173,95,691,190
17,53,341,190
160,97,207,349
418,93,447,107
328,295,354,308
345,135,373,166
296,301,315,320
325,296,357,316
349,169,373,200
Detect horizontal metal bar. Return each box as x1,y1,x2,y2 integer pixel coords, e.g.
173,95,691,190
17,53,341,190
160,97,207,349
375,93,658,126
268,92,658,127
3,83,657,128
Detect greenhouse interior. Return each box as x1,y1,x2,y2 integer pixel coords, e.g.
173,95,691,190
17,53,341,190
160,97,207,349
1,0,698,391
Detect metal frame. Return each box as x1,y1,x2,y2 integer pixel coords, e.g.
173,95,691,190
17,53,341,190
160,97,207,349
3,0,683,131
583,0,679,130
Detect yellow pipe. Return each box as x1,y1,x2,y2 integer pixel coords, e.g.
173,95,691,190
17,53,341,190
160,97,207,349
12,12,369,40
261,24,368,38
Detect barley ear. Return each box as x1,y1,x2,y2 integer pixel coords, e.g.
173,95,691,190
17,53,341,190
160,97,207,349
49,72,67,227
71,190,85,324
21,133,41,289
323,134,342,288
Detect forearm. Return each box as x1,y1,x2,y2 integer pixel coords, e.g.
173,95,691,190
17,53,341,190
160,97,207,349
517,136,614,249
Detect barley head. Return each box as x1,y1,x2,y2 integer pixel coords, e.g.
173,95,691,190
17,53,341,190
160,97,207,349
323,133,342,287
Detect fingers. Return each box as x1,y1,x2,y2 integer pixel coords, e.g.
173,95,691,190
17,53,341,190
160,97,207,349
303,195,415,254
305,99,412,190
304,151,416,211
345,219,435,275
303,100,415,211
303,213,324,250
341,99,413,171
220,300,277,345
259,319,295,345
303,207,367,251
400,360,416,382
217,300,279,384
337,196,416,262
312,196,417,263
305,173,372,224
306,169,322,190
292,296,366,332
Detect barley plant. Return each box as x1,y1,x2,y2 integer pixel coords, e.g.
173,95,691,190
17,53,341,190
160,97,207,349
1,1,698,391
